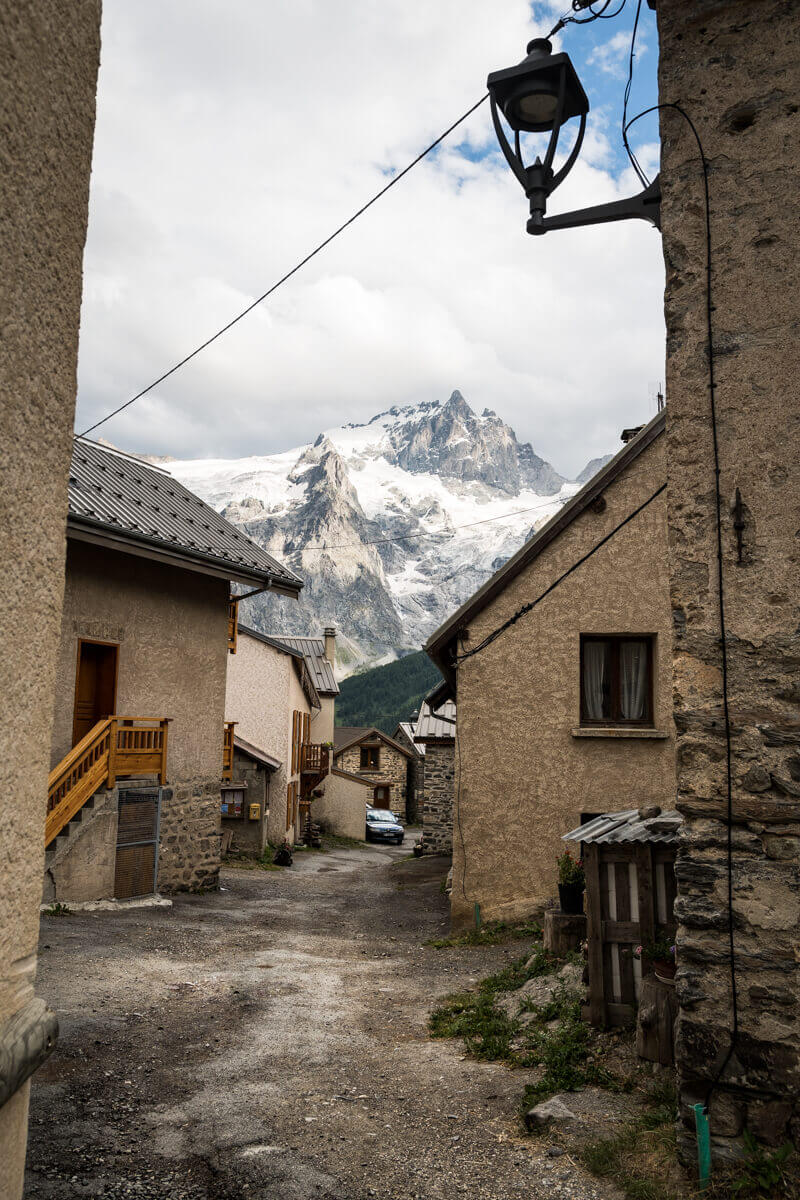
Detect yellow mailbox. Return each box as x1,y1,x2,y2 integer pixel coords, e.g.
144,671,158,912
248,803,261,821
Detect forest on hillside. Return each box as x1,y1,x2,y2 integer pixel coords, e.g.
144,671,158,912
335,651,442,734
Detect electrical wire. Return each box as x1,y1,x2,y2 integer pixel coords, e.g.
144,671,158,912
454,483,666,665
548,0,627,37
297,496,569,553
79,94,489,438
622,0,649,186
625,100,737,1107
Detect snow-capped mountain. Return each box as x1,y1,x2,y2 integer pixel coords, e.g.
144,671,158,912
167,391,586,673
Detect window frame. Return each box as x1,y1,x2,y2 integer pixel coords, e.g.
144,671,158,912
579,634,655,728
360,744,380,770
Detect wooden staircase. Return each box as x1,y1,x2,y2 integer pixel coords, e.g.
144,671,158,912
46,717,168,847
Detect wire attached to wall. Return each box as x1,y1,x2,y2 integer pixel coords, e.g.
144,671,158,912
625,99,738,1107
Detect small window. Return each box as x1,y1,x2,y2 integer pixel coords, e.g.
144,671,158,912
580,635,654,727
360,745,380,770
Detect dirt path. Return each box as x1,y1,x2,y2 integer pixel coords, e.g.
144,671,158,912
26,845,618,1199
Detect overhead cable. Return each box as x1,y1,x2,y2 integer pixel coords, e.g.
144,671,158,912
79,94,489,438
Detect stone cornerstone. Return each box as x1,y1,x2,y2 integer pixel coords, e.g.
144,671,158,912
421,742,455,856
157,782,222,893
657,0,800,1160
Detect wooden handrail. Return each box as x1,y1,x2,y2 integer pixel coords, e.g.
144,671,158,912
46,716,169,847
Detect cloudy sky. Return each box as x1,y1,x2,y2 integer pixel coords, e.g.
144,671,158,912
75,0,664,478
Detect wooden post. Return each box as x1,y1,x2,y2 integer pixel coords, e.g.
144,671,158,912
584,843,606,1025
636,975,678,1065
159,719,169,786
635,843,655,972
106,717,117,788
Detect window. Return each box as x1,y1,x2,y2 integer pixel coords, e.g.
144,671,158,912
360,745,380,770
580,635,654,727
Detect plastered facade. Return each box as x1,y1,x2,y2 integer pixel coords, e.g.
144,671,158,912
51,541,229,892
0,4,100,1194
335,738,409,817
656,0,800,1157
313,769,373,841
450,433,675,929
225,630,316,845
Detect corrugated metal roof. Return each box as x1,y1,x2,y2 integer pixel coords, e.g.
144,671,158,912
69,438,302,592
563,808,682,846
270,635,339,695
414,699,456,742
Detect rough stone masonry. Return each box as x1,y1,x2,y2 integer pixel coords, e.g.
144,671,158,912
657,0,800,1160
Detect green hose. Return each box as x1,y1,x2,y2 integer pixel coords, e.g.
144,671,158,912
474,902,482,929
694,1103,711,1189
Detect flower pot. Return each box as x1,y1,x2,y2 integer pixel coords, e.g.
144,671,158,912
558,882,584,914
653,959,676,984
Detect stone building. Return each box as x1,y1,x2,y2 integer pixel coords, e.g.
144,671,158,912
225,627,329,848
392,720,424,823
655,0,800,1159
426,413,676,929
414,693,457,856
46,440,302,898
333,728,412,817
1,5,101,1193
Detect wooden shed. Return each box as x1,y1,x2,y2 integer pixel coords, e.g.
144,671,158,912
562,808,682,1028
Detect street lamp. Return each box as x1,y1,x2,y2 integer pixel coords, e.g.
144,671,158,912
487,37,661,236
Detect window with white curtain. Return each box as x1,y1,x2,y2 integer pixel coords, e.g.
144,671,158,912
580,635,654,726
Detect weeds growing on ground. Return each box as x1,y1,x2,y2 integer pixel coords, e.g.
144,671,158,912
426,919,542,948
223,845,282,871
43,902,71,917
518,984,617,1101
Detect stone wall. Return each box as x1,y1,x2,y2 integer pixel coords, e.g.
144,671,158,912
158,781,222,893
421,741,455,855
335,741,409,817
657,0,800,1159
0,4,100,1195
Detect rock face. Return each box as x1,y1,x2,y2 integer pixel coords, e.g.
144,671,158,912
658,0,800,1163
575,453,614,484
168,392,579,671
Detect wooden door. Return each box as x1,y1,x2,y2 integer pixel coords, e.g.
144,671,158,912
73,640,118,745
373,786,390,806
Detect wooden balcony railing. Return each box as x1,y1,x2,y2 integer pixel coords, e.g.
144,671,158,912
46,716,169,847
223,721,237,781
228,600,238,653
300,743,330,777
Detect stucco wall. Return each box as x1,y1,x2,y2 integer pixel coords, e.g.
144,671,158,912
314,770,372,841
657,0,800,1158
335,741,409,816
52,541,229,892
225,631,313,845
314,694,336,745
0,4,100,1194
451,433,674,929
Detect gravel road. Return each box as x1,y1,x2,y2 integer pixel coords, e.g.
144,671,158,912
26,843,620,1199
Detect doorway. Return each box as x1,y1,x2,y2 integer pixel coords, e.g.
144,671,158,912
73,639,118,745
373,786,390,807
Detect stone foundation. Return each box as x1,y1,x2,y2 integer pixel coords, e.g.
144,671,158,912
421,741,455,855
157,779,222,893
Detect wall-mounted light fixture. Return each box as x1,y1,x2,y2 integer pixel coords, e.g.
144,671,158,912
487,37,660,236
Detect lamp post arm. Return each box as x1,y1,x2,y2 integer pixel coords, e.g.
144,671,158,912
528,173,661,236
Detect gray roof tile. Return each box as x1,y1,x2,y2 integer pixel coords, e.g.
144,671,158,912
69,438,302,592
270,635,339,695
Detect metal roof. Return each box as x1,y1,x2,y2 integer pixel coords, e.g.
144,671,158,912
562,808,682,846
414,699,456,742
68,438,303,593
233,734,281,771
395,721,424,755
269,635,339,695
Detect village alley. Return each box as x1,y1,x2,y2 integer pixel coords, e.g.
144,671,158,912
25,846,618,1200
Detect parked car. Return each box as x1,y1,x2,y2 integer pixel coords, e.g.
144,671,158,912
365,807,404,844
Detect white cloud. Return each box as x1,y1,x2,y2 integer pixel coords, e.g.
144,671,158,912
76,0,664,478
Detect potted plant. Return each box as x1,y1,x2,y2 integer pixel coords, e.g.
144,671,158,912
557,850,585,914
634,937,677,983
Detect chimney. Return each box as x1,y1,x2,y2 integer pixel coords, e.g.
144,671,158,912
323,626,336,668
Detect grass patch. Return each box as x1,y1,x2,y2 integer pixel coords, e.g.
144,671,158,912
429,991,518,1061
43,902,72,917
321,833,366,850
518,984,617,1102
426,919,542,948
223,845,282,871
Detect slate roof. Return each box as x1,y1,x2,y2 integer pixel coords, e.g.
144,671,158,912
270,635,339,695
414,698,456,743
68,438,303,593
333,726,412,759
562,808,682,846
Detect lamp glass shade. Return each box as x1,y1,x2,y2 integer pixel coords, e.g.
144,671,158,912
514,90,559,128
487,39,589,135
